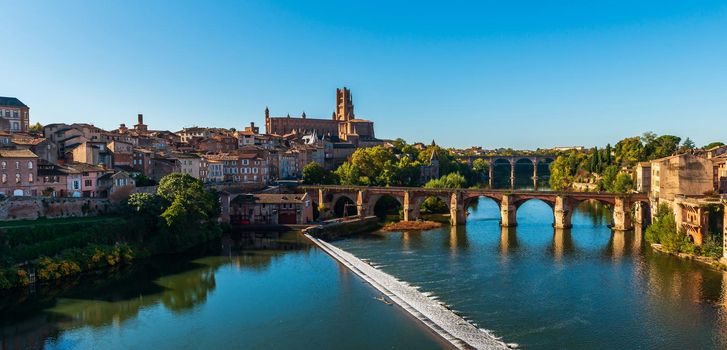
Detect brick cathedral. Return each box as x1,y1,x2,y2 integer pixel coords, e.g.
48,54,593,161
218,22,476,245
264,87,379,147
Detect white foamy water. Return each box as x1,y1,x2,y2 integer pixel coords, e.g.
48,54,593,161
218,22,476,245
305,234,511,350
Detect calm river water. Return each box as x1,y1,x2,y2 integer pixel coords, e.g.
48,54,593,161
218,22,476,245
335,198,727,349
0,232,442,350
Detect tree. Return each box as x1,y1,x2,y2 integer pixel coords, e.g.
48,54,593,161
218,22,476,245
29,122,43,132
598,165,619,192
302,162,337,185
646,135,681,160
613,137,644,167
155,173,217,228
423,172,466,189
704,142,724,150
472,158,490,182
611,173,634,193
549,155,575,191
133,174,156,187
680,137,695,152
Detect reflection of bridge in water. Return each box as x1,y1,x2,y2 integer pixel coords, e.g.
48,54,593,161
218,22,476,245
460,155,557,189
301,185,650,231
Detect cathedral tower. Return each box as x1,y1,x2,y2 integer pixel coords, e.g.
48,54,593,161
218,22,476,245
334,87,354,121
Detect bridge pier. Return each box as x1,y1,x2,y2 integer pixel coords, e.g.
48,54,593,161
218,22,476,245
356,190,367,217
612,197,633,231
510,160,515,189
318,189,333,219
500,194,517,227
449,192,467,226
488,166,493,188
403,191,412,221
553,195,573,229
633,201,650,227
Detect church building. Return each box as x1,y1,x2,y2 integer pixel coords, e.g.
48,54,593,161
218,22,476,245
264,88,380,147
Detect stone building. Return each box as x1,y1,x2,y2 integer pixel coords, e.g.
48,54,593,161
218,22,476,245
420,150,441,183
0,97,30,133
226,193,313,225
650,154,714,202
264,87,380,147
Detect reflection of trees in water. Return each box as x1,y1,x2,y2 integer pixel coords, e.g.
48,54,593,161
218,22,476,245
1,231,311,347
576,200,612,226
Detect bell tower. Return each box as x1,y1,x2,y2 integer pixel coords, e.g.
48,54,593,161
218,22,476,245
334,87,354,121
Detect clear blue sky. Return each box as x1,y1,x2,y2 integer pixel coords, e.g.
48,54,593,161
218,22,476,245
2,0,726,149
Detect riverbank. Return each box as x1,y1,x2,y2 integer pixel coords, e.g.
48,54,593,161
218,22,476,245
381,220,443,232
650,243,727,271
305,233,511,350
0,215,222,290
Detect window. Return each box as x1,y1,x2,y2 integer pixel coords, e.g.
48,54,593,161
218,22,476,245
28,173,33,183
85,179,92,187
73,181,80,190
242,159,249,165
1,174,6,183
1,161,5,169
15,173,20,183
15,161,19,170
27,161,33,169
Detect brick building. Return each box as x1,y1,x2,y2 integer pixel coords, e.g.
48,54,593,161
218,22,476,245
0,97,30,133
0,149,39,196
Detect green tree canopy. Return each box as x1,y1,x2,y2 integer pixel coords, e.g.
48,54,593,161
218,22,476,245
704,141,724,150
423,172,466,189
302,162,337,185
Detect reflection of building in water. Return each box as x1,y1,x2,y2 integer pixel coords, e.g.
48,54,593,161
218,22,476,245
552,228,574,262
499,226,518,256
632,225,643,255
611,230,626,261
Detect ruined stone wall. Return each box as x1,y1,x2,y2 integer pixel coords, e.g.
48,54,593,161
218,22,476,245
0,197,111,221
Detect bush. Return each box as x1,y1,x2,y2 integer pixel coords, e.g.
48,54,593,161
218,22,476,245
699,235,723,258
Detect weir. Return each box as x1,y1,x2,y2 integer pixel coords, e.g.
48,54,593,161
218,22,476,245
305,233,511,350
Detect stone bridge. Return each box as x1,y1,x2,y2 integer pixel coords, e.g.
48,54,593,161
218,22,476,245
300,185,650,231
460,155,557,188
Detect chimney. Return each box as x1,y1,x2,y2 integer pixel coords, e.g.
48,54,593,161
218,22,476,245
138,114,144,125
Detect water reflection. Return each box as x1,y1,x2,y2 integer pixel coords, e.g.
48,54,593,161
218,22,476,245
334,198,727,349
0,232,310,350
499,226,519,256
551,228,574,262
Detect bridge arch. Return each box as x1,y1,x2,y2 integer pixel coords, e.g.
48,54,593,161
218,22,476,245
410,193,451,221
367,194,404,220
331,194,357,218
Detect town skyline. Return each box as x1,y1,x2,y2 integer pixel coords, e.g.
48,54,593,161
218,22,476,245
3,1,727,149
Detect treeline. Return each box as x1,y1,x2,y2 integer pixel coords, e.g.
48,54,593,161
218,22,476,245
549,132,722,192
0,173,222,290
303,140,489,187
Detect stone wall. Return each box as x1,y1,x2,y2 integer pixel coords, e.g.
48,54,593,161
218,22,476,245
0,197,111,221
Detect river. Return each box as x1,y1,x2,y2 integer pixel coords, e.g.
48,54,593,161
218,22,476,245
335,198,727,349
2,199,726,349
0,232,442,350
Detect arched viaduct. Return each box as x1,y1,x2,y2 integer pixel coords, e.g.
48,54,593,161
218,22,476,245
460,155,557,188
301,185,650,231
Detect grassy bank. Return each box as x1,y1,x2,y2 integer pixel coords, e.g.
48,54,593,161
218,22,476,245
0,215,222,290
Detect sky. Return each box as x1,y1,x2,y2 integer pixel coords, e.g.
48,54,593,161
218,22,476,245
1,0,726,149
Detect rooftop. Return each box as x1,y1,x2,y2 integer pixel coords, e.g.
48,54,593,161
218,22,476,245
0,97,28,108
0,149,38,158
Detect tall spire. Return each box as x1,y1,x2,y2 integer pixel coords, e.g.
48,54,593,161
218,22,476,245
264,106,269,119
